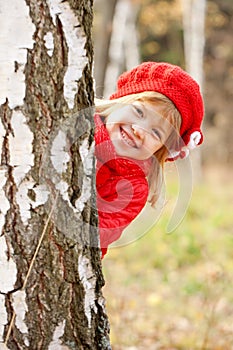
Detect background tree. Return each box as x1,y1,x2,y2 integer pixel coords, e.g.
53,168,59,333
181,0,206,181
93,0,140,98
0,0,111,349
93,0,118,98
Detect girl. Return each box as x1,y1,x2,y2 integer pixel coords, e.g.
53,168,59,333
94,61,204,258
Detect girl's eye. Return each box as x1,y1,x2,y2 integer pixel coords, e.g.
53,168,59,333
134,105,144,118
152,129,161,140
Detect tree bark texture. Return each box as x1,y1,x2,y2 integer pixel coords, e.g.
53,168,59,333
0,1,111,349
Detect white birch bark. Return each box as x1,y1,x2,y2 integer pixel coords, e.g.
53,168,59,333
0,1,111,349
181,0,206,181
123,2,140,71
103,0,140,97
181,0,206,87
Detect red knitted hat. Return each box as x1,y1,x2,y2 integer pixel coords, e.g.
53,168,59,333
110,61,204,159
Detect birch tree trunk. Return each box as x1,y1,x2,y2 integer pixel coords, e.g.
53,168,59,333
93,0,118,98
181,0,206,182
103,0,140,97
0,1,111,349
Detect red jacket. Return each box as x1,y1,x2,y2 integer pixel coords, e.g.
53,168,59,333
94,114,151,258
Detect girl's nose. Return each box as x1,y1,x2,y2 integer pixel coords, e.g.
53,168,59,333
132,124,146,140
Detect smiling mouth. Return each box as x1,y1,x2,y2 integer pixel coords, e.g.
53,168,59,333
120,127,137,148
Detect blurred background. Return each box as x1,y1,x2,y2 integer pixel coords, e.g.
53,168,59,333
93,0,233,349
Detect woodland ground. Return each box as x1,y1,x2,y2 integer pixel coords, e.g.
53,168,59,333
103,163,233,350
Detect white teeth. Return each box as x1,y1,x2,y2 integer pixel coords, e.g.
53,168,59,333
121,128,136,147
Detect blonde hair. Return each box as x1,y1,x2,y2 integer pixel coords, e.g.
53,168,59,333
95,91,181,207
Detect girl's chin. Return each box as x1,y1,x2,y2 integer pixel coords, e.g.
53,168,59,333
114,144,135,158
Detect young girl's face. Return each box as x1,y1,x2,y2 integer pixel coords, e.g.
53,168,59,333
105,101,173,160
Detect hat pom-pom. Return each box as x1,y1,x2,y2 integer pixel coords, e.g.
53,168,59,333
186,131,202,150
168,131,202,161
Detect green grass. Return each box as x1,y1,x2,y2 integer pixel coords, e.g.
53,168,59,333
103,165,233,350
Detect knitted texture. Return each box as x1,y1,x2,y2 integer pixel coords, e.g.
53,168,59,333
110,61,204,147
